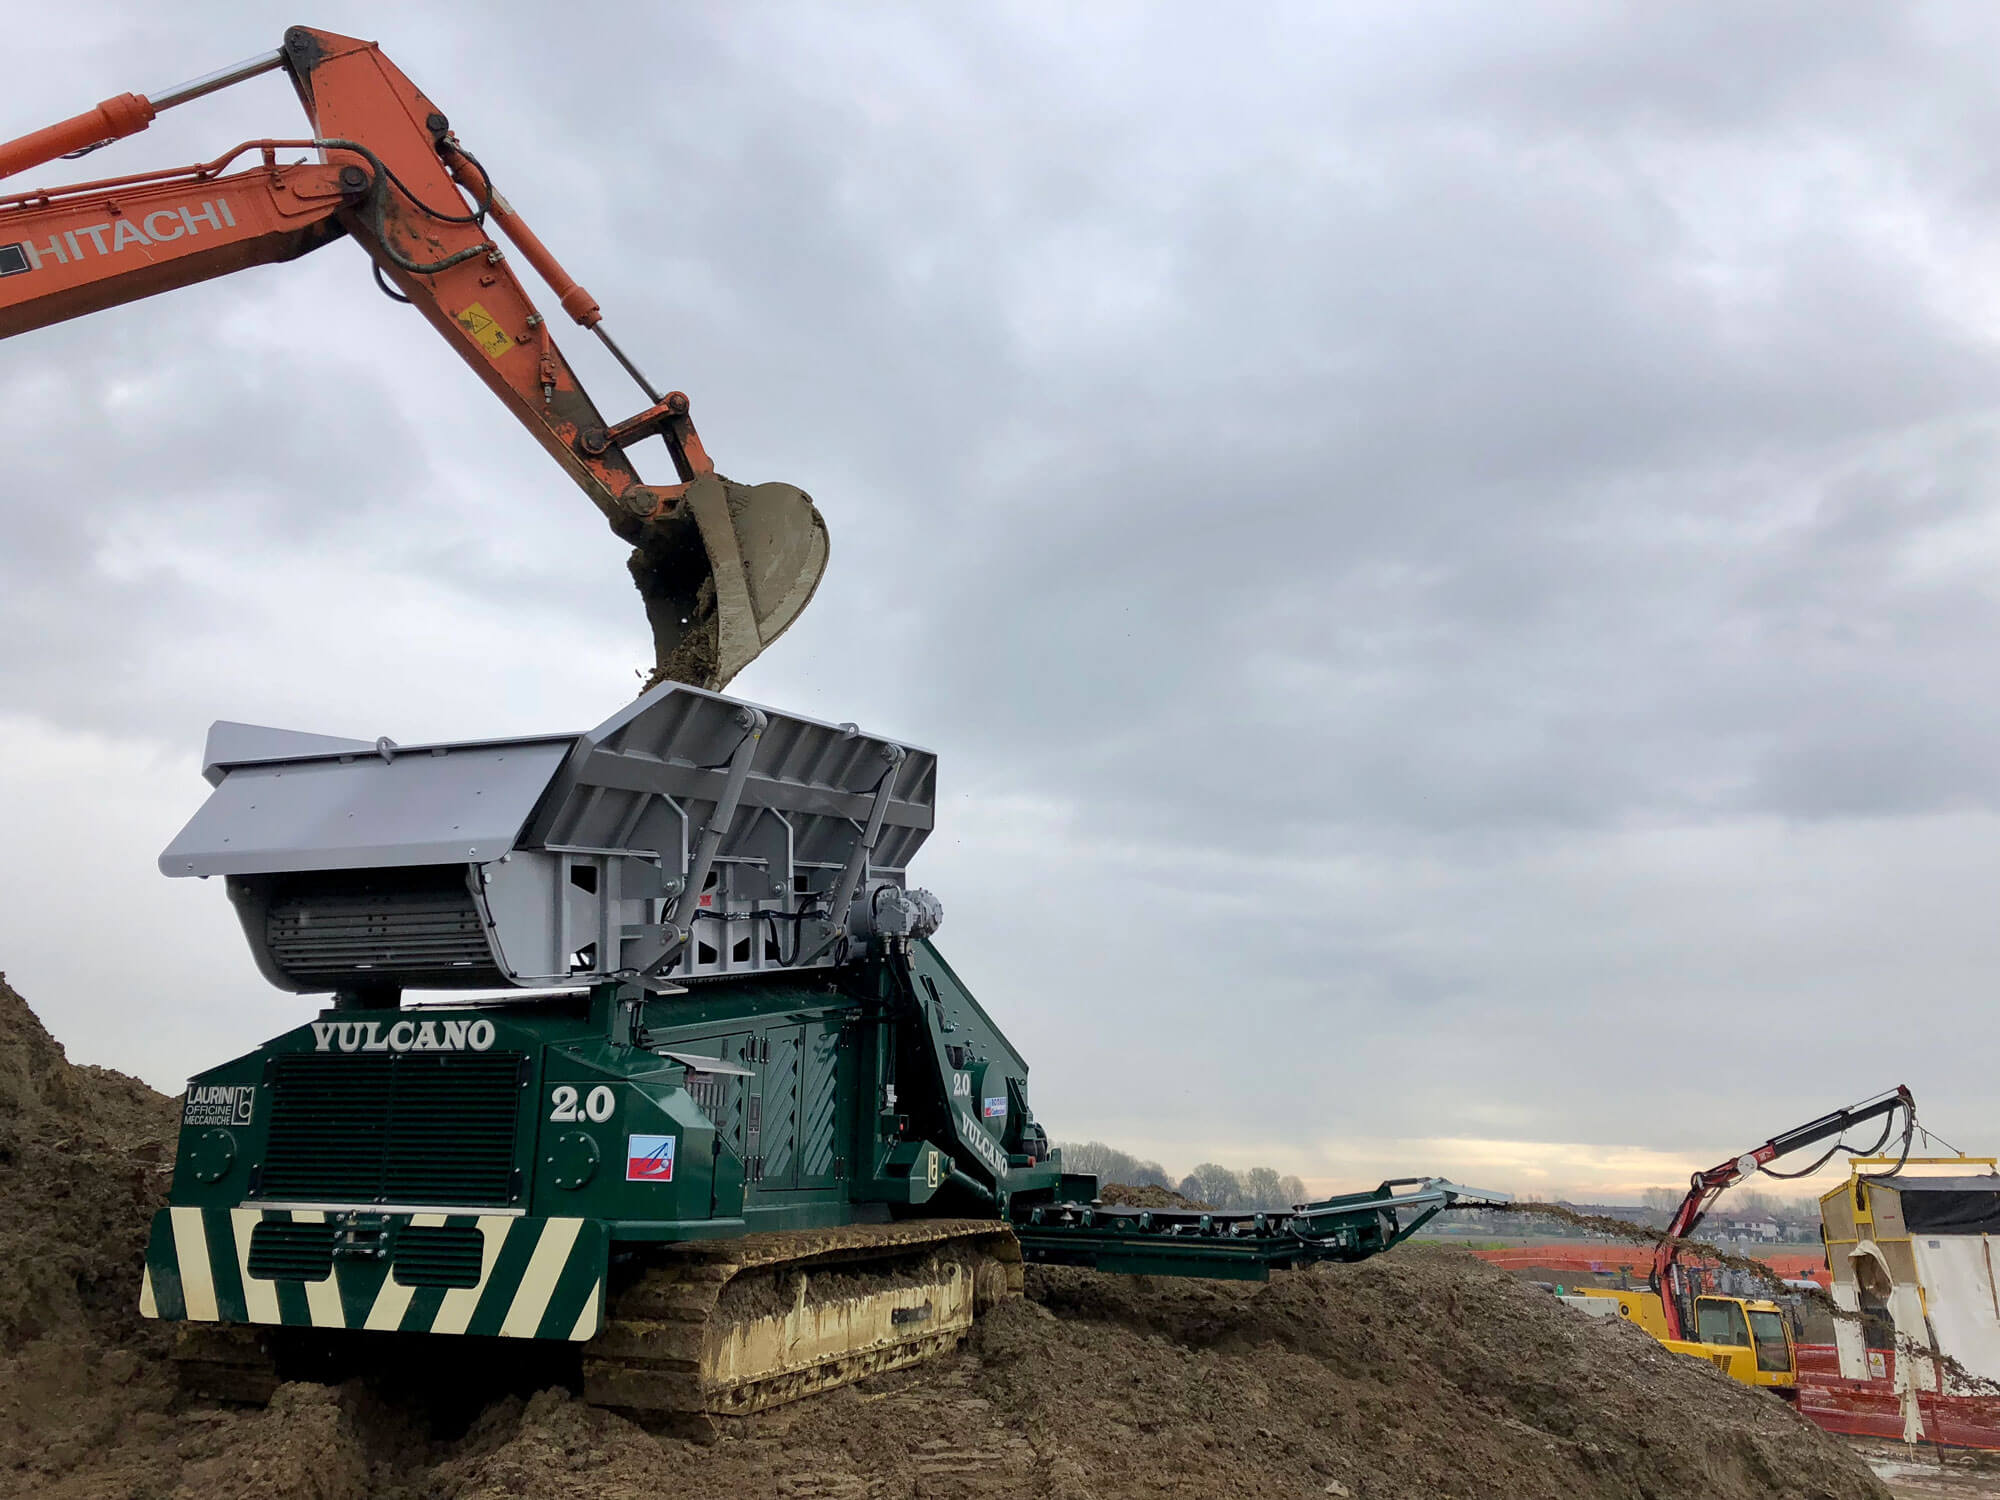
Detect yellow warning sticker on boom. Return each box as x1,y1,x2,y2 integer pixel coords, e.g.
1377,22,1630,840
455,302,513,359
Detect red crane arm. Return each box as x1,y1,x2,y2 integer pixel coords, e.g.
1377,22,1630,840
1652,1085,1915,1341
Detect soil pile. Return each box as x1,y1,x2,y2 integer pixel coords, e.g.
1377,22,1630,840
0,974,1893,1500
1098,1182,1208,1210
0,971,175,1350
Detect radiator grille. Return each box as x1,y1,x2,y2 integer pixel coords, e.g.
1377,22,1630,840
246,1220,335,1281
259,1051,523,1207
392,1225,486,1288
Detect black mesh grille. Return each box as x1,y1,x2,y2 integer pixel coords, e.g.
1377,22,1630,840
262,867,501,988
392,1225,486,1288
247,1220,335,1280
259,1051,523,1207
267,893,492,976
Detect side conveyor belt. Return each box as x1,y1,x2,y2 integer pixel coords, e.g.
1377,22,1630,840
1010,1178,1510,1281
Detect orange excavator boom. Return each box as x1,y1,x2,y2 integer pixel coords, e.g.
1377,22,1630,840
0,27,827,690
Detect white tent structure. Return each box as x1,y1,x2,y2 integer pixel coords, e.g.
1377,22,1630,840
1820,1161,2000,1396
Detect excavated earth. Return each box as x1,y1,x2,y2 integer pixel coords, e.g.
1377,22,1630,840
0,970,1892,1500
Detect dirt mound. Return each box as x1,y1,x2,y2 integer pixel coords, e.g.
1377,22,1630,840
0,973,1892,1499
1099,1181,1209,1209
0,972,175,1352
1001,1256,1882,1499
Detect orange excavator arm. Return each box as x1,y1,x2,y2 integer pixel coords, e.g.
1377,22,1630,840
0,26,826,690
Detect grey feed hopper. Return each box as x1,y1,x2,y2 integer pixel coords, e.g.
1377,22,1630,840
160,683,940,998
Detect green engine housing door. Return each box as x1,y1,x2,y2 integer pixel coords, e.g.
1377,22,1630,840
758,1024,802,1190
795,1019,847,1191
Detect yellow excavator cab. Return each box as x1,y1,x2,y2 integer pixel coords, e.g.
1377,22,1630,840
1562,1288,1796,1390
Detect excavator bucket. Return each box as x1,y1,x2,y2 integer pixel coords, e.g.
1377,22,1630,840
631,475,829,692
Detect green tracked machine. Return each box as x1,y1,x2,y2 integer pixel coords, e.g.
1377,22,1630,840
142,684,1502,1416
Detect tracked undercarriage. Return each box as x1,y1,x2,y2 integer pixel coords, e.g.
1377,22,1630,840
173,1220,1022,1420
587,1221,1021,1415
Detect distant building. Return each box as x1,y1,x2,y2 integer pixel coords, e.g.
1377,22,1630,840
1721,1218,1782,1243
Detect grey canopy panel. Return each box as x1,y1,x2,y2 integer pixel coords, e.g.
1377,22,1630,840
159,682,941,994
160,737,575,877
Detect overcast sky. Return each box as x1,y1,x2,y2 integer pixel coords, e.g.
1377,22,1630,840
4,2,1999,1201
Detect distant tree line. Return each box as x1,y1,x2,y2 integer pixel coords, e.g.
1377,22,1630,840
1056,1141,1310,1210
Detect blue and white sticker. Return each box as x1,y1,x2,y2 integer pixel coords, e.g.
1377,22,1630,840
982,1096,1008,1119
626,1133,676,1182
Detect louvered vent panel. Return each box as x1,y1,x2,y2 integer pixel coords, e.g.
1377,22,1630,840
391,1225,486,1288
259,1052,521,1207
246,1220,336,1281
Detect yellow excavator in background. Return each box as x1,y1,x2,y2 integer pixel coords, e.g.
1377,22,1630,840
1562,1282,1798,1391
1563,1087,1916,1395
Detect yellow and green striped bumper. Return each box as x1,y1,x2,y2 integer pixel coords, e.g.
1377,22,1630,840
139,1207,607,1342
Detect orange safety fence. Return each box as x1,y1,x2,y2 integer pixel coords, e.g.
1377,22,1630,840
1469,1243,1830,1286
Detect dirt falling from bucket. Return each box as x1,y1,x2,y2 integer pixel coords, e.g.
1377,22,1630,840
630,545,722,693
